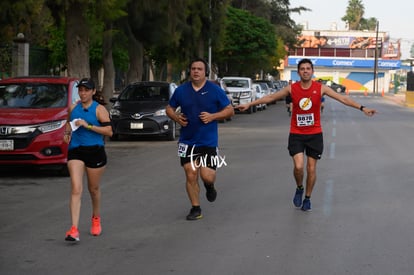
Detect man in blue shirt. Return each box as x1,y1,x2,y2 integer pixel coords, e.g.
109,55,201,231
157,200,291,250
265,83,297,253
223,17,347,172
166,58,234,220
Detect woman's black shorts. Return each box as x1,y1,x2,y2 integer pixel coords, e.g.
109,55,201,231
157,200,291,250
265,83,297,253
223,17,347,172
67,145,107,168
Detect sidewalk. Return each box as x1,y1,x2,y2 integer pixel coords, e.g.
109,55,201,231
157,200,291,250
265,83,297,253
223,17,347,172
383,92,407,107
348,91,408,107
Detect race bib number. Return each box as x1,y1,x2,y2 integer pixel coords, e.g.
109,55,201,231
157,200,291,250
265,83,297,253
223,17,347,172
296,113,315,126
178,143,188,157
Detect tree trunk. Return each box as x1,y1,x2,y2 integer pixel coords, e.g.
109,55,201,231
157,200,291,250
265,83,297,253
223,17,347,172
198,37,205,59
166,62,173,82
65,3,90,78
126,37,144,83
125,23,143,84
102,22,115,107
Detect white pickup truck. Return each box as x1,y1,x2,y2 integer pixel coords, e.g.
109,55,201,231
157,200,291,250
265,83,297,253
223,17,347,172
220,77,257,114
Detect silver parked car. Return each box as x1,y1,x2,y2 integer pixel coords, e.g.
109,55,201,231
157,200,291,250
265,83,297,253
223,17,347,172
221,77,257,113
252,83,268,110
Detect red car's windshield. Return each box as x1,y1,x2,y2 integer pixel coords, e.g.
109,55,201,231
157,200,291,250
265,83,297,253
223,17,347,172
0,83,68,108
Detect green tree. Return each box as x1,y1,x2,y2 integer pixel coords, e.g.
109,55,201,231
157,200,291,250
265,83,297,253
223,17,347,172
0,0,48,44
0,0,54,76
359,17,378,31
120,0,167,83
177,0,229,74
0,0,303,84
268,0,307,49
208,0,231,74
93,0,127,102
342,0,378,30
46,0,91,77
142,0,187,81
46,0,127,80
231,0,270,19
231,0,305,48
342,0,365,30
123,0,228,82
216,7,278,76
230,0,307,72
47,25,66,73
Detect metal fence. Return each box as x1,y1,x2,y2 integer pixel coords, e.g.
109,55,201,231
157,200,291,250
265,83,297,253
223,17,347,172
0,43,51,78
29,46,51,75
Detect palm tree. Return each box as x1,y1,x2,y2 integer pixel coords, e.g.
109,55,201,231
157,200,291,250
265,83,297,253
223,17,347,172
341,0,364,30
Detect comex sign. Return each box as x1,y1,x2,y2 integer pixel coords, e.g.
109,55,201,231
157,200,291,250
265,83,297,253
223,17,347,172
289,57,400,69
377,60,400,68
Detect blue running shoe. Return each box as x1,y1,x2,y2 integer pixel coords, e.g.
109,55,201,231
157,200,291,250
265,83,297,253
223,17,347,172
301,198,311,211
293,188,304,207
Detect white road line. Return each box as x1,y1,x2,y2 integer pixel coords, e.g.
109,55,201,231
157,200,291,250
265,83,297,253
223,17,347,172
323,179,334,216
329,142,335,159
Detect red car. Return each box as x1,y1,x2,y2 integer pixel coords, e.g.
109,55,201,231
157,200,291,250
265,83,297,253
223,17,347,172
0,76,80,175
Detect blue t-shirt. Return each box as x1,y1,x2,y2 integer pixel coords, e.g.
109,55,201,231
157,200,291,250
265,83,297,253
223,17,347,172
169,81,230,147
69,100,104,149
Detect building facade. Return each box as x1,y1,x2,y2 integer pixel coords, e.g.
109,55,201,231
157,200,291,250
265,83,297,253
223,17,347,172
284,28,401,93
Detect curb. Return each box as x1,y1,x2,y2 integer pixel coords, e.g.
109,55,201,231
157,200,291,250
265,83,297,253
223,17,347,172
383,92,408,107
348,91,408,107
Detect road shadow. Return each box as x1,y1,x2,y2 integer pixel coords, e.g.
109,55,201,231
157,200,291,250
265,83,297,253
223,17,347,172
0,165,68,178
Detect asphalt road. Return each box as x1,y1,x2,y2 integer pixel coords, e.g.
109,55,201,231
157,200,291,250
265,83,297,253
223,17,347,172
1,94,414,275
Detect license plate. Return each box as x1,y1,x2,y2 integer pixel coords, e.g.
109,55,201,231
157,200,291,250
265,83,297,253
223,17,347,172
130,122,143,129
0,140,14,151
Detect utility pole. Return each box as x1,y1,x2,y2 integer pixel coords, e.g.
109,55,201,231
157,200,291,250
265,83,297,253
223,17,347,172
208,0,212,79
373,21,379,94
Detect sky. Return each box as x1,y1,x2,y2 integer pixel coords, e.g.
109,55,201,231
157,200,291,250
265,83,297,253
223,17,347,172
289,0,414,59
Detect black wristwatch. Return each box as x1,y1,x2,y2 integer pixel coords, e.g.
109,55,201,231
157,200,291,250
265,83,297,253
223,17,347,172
359,105,365,111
